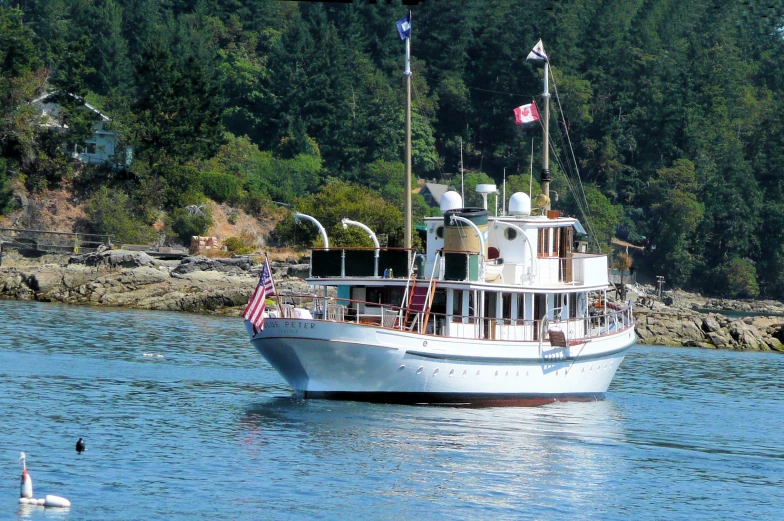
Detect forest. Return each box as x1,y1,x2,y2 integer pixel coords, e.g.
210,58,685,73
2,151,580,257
0,0,783,298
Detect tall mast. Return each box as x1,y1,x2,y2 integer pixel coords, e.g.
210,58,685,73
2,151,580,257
404,9,412,249
541,62,551,211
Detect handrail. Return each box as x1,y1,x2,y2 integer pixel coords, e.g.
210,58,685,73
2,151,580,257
491,220,537,282
268,293,634,342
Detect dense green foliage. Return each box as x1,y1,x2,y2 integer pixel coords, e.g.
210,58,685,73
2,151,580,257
0,1,783,297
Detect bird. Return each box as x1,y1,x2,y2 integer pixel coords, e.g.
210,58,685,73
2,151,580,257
75,438,85,454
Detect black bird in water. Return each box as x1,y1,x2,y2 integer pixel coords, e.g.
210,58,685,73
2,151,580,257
76,438,85,454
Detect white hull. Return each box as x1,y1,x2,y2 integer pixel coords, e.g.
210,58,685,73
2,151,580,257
248,319,635,405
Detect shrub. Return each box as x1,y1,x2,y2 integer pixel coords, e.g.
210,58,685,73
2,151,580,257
167,205,213,245
223,231,256,254
201,171,240,203
711,257,760,298
86,186,157,244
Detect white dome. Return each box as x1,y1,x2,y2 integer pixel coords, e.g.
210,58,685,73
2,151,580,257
509,192,531,216
475,184,497,195
440,191,463,214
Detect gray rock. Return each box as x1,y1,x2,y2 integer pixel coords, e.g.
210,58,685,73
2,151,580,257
702,317,720,333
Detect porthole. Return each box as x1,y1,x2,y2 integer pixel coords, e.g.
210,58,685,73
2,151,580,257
504,228,517,241
436,226,444,239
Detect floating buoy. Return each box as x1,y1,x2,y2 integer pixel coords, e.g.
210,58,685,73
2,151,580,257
16,452,70,508
76,438,85,454
19,452,33,499
44,495,71,508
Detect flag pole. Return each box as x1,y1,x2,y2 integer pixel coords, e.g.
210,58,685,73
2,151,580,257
265,252,283,317
541,61,551,211
403,9,412,250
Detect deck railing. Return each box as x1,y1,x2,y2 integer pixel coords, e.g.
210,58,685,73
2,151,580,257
271,293,634,343
0,228,113,255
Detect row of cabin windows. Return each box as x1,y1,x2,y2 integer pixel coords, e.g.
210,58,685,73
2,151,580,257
354,286,581,321
537,227,574,258
451,290,580,321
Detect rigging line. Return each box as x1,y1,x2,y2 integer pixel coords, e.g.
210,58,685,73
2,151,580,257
533,104,597,247
546,136,601,252
549,67,592,222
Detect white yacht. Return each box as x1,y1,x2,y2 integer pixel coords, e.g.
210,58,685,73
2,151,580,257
245,38,635,405
246,190,635,405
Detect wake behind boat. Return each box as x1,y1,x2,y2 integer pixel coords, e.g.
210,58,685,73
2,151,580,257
244,34,635,405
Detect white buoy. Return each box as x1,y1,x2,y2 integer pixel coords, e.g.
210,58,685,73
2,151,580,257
16,452,71,508
44,495,71,508
19,452,33,499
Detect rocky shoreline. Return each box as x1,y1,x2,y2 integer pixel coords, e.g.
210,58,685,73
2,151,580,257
1,249,783,353
0,249,311,315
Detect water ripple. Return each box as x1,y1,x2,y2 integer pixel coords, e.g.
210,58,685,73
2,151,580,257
0,300,782,521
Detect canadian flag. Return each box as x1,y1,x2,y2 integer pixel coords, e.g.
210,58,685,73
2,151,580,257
514,103,540,125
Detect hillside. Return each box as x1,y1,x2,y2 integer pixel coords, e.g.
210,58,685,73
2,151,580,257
1,1,783,297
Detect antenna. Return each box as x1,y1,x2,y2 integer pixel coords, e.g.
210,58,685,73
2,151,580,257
502,167,506,216
460,137,464,202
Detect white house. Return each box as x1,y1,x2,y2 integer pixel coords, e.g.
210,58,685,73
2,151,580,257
31,92,132,166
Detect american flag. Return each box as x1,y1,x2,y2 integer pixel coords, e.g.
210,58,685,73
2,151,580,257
243,259,275,332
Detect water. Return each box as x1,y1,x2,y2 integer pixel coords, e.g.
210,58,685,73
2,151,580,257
1,300,782,521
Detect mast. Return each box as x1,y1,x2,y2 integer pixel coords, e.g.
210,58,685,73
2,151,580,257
404,9,412,249
541,62,551,211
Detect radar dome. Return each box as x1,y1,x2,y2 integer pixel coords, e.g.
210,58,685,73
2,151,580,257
475,184,497,195
440,191,463,214
508,192,531,216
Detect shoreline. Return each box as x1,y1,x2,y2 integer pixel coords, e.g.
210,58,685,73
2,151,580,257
2,250,783,353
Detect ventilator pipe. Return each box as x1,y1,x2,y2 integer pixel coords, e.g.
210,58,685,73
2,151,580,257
294,213,329,250
449,215,486,280
492,221,537,283
341,218,380,277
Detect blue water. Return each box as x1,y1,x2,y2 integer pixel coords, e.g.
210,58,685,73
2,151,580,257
1,300,782,520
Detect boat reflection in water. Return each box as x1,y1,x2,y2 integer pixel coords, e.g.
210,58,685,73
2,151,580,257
239,397,627,512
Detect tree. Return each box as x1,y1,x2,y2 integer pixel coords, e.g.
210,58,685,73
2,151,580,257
648,159,704,286
85,186,157,244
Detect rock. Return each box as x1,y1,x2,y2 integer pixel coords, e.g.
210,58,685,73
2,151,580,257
287,264,310,279
171,256,252,275
702,317,720,333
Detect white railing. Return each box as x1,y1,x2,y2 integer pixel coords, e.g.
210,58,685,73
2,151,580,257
275,294,634,344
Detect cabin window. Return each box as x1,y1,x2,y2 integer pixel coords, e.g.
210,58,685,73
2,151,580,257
553,228,561,257
502,293,511,320
87,143,97,154
554,294,564,313
367,288,382,304
569,294,578,318
516,294,526,322
538,228,552,257
436,226,444,239
504,228,517,241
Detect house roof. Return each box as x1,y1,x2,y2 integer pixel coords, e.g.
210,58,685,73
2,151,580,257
421,182,450,204
31,92,112,125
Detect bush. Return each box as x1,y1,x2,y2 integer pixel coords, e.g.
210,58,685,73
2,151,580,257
710,257,760,298
223,231,256,254
158,164,203,210
167,205,213,245
85,186,157,244
201,171,240,203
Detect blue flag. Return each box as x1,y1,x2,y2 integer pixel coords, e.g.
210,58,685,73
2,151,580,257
396,12,411,40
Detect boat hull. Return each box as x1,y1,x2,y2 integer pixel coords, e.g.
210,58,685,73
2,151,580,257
248,319,635,405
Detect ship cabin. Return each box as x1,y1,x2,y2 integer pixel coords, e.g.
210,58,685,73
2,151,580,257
298,190,632,344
